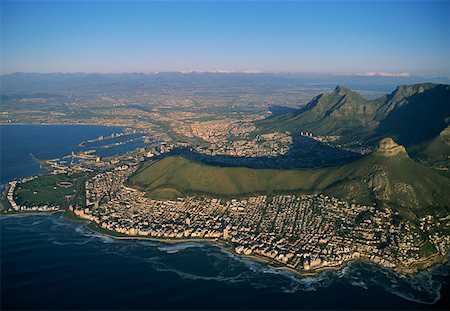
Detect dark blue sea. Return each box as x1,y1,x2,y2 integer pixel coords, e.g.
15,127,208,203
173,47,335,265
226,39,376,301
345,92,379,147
0,124,123,184
1,124,449,310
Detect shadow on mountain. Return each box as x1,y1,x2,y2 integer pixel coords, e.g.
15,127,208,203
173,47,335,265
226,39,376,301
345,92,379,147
258,83,450,149
268,104,298,117
373,87,450,147
156,134,361,169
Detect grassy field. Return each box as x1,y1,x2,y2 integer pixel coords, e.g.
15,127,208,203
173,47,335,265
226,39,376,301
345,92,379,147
418,242,438,258
128,156,328,196
14,173,88,209
127,154,450,219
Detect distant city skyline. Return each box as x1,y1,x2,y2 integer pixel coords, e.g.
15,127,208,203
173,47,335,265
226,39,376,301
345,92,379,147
1,0,449,77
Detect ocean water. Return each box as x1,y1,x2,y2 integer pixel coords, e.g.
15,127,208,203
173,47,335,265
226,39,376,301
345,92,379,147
1,124,449,310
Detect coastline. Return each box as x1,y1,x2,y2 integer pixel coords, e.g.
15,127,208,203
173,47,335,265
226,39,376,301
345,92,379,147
0,210,63,218
0,181,62,217
1,180,448,279
0,184,12,212
76,215,448,279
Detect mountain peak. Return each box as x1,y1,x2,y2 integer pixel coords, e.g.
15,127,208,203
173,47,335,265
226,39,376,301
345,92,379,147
376,137,407,157
333,85,353,94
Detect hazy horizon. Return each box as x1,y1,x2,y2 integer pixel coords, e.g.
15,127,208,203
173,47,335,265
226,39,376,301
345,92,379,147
1,71,449,81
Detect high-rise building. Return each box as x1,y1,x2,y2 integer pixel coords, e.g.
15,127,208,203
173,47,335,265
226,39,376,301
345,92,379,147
223,225,230,240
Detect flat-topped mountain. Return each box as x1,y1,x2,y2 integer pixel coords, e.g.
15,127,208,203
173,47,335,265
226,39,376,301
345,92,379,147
258,83,450,147
127,139,450,220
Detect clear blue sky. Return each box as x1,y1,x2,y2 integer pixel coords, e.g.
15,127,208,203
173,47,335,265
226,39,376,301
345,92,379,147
1,0,449,76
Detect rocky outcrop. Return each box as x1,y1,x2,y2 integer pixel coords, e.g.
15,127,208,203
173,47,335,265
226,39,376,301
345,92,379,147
376,137,407,157
367,167,391,201
439,125,450,143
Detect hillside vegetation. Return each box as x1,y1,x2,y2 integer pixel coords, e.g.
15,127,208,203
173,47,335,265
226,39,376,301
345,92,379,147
127,138,450,219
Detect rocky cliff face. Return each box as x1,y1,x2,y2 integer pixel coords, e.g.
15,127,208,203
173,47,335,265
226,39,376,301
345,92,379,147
367,167,391,201
376,137,407,157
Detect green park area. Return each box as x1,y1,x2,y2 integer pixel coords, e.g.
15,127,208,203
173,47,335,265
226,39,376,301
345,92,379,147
14,173,88,210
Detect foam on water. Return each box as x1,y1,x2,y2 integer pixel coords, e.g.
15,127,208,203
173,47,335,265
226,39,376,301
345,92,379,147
157,242,205,254
152,262,248,283
340,260,449,304
2,213,449,306
127,236,450,302
155,240,449,301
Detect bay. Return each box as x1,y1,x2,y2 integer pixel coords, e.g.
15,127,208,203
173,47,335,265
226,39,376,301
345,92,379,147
0,124,122,184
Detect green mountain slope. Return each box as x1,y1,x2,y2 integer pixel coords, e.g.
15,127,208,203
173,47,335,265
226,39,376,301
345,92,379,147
127,138,450,219
260,85,379,137
258,83,450,146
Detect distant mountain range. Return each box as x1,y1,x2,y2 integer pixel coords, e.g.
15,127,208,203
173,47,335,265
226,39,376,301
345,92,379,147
2,72,449,94
258,83,450,148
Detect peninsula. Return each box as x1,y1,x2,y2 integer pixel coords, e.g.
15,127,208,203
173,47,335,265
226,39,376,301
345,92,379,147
1,83,449,278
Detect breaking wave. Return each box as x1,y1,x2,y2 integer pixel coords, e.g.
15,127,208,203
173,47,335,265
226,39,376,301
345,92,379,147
157,242,206,254
340,260,449,304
